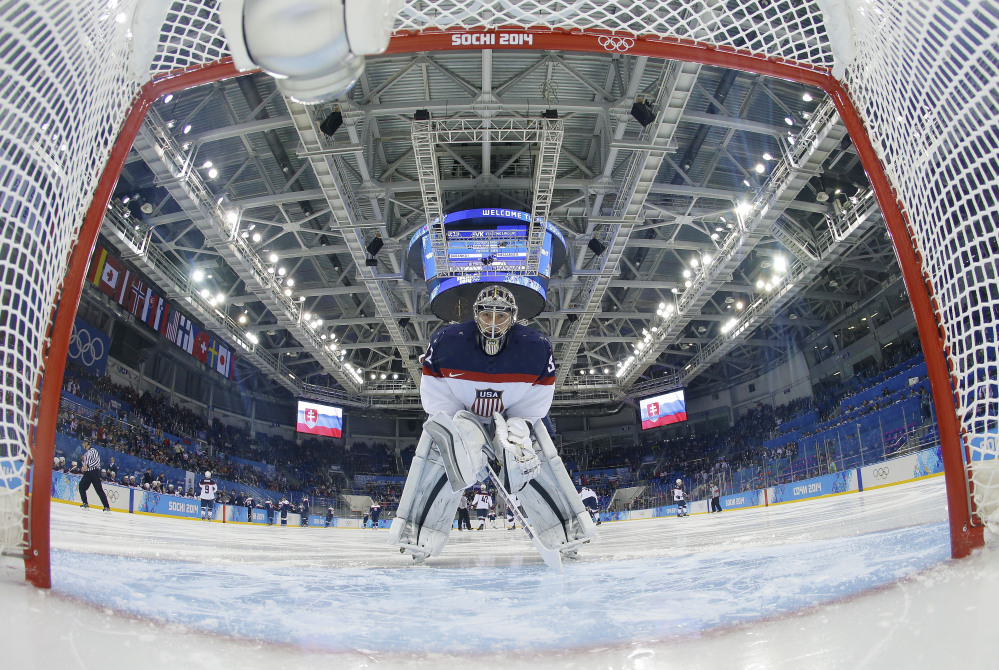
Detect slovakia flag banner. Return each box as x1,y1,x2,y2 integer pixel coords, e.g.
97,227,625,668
639,389,687,430
296,400,343,438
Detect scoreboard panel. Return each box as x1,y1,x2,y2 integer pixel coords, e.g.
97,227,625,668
408,208,567,322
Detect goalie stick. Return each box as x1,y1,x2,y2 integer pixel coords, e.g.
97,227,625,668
483,461,563,571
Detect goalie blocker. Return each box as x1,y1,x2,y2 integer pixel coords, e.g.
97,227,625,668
388,413,596,562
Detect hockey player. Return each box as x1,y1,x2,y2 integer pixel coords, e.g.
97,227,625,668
198,471,218,522
279,496,292,526
672,478,688,517
472,485,492,530
369,500,381,529
389,284,596,562
325,506,335,527
579,485,601,525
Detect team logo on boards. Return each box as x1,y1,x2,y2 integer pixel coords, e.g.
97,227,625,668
305,408,318,429
471,388,504,418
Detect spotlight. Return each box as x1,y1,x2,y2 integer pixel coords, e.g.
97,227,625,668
630,101,655,127
414,109,431,121
587,237,606,255
320,110,343,136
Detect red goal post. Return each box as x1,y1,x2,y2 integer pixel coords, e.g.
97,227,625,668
2,0,993,589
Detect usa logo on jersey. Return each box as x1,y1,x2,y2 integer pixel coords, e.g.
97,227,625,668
471,388,504,417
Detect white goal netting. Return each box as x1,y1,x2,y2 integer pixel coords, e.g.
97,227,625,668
1,0,996,581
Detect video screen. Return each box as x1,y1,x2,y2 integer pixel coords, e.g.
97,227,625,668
639,389,687,430
296,400,343,438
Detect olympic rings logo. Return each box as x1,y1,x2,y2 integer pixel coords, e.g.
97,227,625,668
872,467,890,479
598,35,634,52
68,323,106,368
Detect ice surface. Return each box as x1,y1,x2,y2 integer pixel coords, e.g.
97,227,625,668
3,477,999,669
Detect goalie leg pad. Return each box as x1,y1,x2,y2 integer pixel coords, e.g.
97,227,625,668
388,432,464,559
423,411,492,493
502,421,596,555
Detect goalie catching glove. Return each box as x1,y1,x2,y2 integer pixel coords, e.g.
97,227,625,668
493,412,541,491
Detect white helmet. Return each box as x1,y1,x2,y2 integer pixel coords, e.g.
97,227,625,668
676,478,682,485
205,471,211,478
473,284,517,355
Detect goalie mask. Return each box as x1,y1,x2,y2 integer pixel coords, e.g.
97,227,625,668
473,285,518,356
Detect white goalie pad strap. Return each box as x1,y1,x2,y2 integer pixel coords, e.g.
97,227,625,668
423,411,491,493
388,432,463,559
502,420,596,554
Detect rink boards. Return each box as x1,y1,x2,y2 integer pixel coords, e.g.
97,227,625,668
600,445,944,522
50,446,945,526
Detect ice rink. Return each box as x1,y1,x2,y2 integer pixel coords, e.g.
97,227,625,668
3,476,998,668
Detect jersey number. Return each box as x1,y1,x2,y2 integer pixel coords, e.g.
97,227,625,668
546,355,555,373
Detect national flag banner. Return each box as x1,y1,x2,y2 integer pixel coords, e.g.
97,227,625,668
125,276,147,316
176,316,196,354
141,290,159,325
206,337,220,369
215,340,232,378
97,254,121,298
87,247,107,286
164,309,181,342
296,400,342,438
156,301,171,335
115,268,131,306
193,331,211,364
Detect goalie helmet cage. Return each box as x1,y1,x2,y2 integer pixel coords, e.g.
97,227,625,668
1,0,994,588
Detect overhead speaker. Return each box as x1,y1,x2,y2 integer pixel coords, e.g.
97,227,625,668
320,111,343,136
630,101,655,128
587,237,606,255
414,109,431,121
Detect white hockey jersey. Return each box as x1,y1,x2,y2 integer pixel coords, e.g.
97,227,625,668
198,477,218,501
672,486,686,503
420,321,556,424
472,492,493,510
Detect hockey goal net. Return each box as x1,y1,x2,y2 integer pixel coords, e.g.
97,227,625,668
1,0,995,587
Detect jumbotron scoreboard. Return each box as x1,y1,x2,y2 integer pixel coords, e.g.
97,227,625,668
408,208,567,321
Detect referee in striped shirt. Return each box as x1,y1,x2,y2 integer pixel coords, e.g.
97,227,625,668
79,441,110,511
